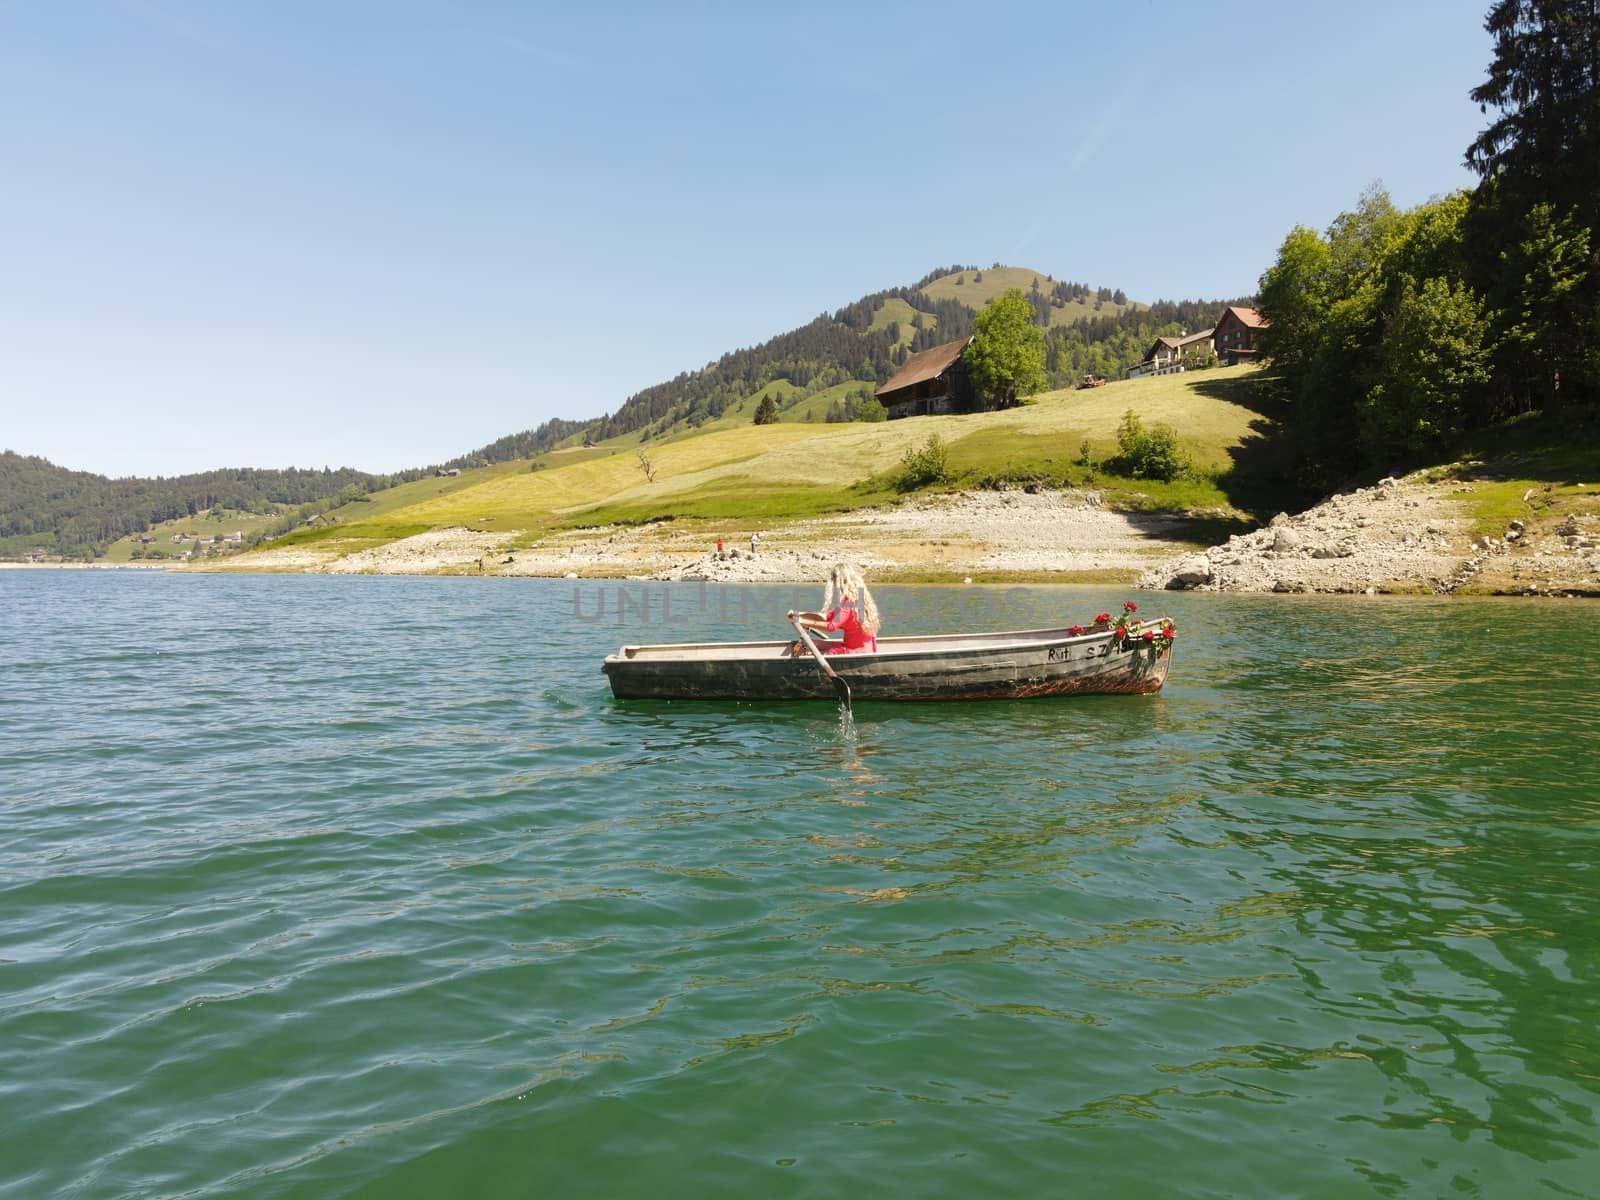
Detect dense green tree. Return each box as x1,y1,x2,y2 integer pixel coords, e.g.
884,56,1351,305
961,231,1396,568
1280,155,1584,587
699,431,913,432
1471,198,1596,413
1360,275,1492,455
1259,226,1335,378
752,394,779,425
1467,0,1600,226
1465,0,1600,408
1256,186,1499,480
964,289,1047,406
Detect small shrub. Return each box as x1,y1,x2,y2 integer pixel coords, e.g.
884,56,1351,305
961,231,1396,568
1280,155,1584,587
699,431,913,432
895,434,951,491
1114,409,1191,482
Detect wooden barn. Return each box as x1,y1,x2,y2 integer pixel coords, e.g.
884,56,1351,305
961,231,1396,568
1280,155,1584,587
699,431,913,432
875,336,983,420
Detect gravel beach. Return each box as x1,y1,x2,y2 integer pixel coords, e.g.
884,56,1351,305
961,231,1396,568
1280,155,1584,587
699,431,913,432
229,474,1600,596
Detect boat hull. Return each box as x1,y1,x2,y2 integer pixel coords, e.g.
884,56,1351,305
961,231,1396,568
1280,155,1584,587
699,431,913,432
602,624,1172,702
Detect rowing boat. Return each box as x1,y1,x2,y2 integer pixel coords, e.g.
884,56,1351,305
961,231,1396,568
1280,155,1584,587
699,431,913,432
602,618,1174,702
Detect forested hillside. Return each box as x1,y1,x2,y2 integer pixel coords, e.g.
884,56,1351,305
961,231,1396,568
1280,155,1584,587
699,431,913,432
0,452,395,559
440,417,592,471
493,264,1250,453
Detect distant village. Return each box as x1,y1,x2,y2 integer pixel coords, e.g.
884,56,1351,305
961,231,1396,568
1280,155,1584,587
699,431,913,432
149,529,248,560
22,518,267,563
873,305,1268,420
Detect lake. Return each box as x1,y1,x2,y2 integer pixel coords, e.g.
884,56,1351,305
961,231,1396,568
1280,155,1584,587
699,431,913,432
2,571,1597,1198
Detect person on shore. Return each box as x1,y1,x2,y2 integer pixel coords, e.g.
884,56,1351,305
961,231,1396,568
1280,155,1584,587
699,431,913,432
749,531,760,555
789,563,881,655
716,537,725,558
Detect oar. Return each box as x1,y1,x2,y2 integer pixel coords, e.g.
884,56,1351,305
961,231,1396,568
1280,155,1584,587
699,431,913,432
788,611,852,710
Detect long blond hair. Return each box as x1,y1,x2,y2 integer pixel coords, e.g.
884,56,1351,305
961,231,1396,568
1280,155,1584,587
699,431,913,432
821,562,879,634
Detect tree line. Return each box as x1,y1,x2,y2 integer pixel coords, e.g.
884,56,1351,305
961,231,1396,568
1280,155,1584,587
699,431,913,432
1257,0,1599,492
440,416,592,469
0,453,404,559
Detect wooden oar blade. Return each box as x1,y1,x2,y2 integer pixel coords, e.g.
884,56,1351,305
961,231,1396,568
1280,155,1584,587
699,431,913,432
788,612,852,711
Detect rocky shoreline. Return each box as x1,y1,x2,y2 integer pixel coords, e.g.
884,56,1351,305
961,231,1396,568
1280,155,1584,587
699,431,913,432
1140,473,1599,596
219,473,1600,596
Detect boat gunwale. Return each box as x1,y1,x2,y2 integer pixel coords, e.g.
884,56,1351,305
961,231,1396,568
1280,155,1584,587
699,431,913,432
604,619,1171,666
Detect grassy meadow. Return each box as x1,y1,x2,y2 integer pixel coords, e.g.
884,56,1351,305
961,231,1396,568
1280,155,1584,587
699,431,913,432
868,297,934,351
918,266,1139,327
102,508,283,563
250,365,1271,562
1442,413,1600,537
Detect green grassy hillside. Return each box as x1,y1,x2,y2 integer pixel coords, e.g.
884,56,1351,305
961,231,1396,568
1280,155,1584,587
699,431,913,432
247,365,1271,565
868,296,936,351
571,268,1148,451
919,266,1139,327
102,508,283,563
542,266,1157,453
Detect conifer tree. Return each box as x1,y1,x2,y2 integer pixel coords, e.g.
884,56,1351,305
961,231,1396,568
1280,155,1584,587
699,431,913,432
1466,0,1600,406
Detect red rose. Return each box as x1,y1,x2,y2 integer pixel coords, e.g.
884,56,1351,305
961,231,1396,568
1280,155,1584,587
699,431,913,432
1142,629,1155,641
1124,601,1138,612
1068,625,1085,636
1094,613,1111,625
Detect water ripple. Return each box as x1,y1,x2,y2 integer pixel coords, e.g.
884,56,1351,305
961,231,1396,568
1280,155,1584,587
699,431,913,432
2,576,1598,1198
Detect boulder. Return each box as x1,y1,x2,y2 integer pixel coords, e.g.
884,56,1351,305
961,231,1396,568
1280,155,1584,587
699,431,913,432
1169,556,1213,588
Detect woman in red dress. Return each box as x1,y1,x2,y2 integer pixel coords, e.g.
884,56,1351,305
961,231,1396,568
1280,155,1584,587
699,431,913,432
789,563,881,654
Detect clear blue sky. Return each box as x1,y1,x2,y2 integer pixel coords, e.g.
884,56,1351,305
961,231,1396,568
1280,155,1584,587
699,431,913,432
1,1,1494,478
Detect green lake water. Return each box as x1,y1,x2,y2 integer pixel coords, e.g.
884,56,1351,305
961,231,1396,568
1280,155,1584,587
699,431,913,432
2,572,1597,1198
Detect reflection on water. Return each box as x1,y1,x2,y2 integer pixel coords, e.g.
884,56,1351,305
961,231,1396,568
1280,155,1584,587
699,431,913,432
1,574,1597,1198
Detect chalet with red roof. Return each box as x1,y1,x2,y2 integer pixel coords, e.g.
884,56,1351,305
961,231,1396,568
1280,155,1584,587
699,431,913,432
876,336,987,420
1214,306,1268,364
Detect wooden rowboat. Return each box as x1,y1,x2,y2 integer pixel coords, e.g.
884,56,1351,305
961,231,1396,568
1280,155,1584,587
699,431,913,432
602,619,1174,702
